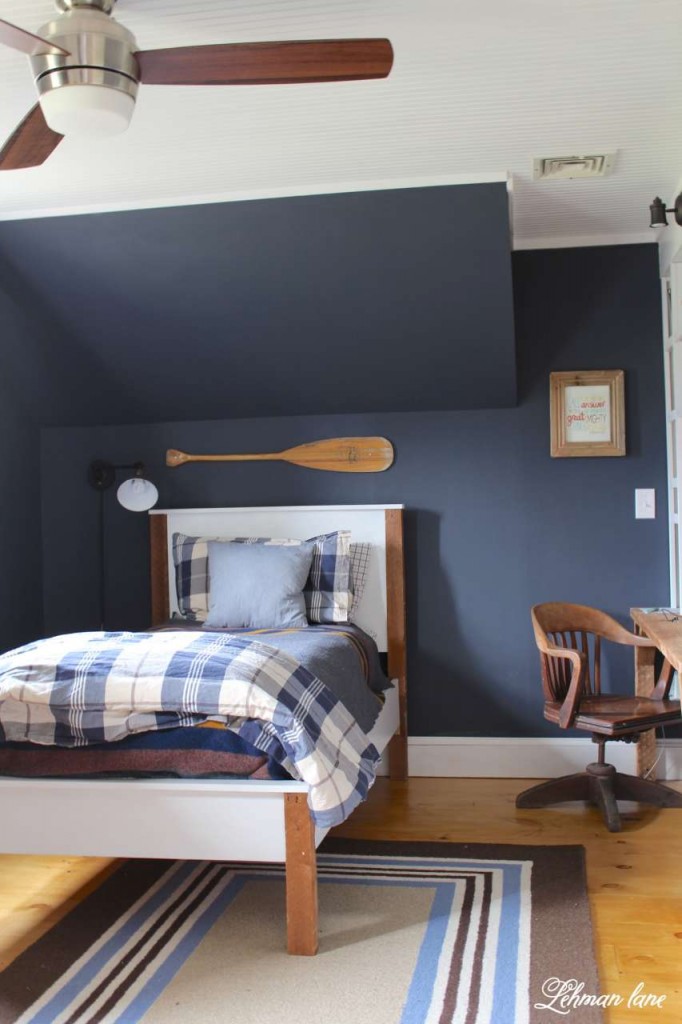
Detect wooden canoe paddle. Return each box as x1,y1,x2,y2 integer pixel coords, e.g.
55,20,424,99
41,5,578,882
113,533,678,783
166,437,394,473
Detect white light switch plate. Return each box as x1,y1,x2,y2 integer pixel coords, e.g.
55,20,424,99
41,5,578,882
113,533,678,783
635,489,655,519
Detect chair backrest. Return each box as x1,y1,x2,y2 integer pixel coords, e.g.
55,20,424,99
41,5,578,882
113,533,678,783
531,602,608,703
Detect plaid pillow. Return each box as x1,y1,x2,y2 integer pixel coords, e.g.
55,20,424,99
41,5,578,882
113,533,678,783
349,542,371,621
300,531,351,624
172,530,351,624
173,532,212,621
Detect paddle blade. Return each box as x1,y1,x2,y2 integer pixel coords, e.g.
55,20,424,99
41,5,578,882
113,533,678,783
137,39,393,86
283,437,394,473
0,18,69,57
0,104,64,171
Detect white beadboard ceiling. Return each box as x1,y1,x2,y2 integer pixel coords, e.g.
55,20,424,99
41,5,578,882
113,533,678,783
0,0,680,248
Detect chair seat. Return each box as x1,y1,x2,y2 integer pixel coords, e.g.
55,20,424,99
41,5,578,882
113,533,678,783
544,694,682,735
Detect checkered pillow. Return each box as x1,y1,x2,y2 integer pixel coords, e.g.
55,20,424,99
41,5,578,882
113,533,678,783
173,530,352,624
349,543,371,620
173,532,212,621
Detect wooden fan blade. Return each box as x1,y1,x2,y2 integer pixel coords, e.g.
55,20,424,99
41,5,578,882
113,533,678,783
0,18,69,57
137,38,393,86
0,104,64,171
166,437,394,473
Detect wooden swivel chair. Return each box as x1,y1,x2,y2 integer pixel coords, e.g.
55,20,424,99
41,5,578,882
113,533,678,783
516,602,682,832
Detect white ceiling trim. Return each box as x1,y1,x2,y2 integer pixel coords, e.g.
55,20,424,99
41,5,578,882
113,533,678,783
515,231,656,251
0,171,509,222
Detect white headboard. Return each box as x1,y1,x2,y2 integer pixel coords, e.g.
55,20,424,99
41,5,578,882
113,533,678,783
149,504,404,652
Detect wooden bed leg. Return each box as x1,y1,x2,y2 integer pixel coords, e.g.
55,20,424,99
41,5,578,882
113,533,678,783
389,733,408,781
284,793,318,956
385,509,408,783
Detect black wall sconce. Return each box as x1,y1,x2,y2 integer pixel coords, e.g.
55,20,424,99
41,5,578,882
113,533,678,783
649,194,682,228
87,460,159,629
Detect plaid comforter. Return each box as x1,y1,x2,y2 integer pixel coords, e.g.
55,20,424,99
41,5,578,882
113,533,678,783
0,630,381,827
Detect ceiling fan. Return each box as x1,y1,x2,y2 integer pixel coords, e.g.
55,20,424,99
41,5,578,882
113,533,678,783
0,0,393,171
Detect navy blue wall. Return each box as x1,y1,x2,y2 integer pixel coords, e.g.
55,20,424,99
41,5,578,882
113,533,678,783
0,249,115,651
0,183,516,422
40,244,668,736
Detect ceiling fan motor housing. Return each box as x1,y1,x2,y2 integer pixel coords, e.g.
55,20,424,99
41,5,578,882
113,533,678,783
31,7,139,136
55,1,117,11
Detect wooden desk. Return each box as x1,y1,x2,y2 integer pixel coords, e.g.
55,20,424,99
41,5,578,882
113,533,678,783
631,607,681,777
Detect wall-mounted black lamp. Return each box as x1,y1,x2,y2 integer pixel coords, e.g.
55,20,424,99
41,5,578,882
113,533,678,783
87,460,159,629
649,194,682,228
87,460,159,511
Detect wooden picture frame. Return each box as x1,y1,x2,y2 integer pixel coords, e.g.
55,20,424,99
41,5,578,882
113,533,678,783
550,369,625,458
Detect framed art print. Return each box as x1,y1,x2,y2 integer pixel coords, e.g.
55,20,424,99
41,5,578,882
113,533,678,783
550,370,625,458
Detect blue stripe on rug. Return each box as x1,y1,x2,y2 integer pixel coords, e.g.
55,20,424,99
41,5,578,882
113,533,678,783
26,862,201,1024
400,883,457,1024
121,875,247,1023
490,863,525,1024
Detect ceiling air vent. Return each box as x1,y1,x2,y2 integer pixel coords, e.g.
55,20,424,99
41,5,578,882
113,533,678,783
533,153,616,180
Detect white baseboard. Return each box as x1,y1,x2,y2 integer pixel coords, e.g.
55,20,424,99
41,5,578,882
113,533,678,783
378,737,682,780
658,739,682,780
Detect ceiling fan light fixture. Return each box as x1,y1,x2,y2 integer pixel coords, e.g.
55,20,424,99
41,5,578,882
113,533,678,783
31,6,138,138
40,82,134,137
0,0,394,170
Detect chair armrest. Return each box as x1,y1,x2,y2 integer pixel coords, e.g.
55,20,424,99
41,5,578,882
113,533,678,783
593,614,656,648
536,636,586,729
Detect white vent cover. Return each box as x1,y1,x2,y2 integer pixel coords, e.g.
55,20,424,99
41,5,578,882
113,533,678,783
533,153,616,180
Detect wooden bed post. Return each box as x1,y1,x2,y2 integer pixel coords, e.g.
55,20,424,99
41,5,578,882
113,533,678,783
149,514,170,626
284,793,318,955
386,509,408,780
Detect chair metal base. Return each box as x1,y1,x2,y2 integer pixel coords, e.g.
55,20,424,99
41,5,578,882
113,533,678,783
515,762,682,832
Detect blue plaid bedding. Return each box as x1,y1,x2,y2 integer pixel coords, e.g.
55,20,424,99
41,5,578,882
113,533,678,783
0,630,381,827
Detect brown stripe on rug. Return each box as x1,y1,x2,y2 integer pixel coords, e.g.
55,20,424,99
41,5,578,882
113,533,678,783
0,841,602,1024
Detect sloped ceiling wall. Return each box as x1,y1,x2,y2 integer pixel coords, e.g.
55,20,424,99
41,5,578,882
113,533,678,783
0,182,516,425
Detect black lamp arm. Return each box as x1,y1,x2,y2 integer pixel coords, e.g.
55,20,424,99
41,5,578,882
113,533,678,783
87,459,146,491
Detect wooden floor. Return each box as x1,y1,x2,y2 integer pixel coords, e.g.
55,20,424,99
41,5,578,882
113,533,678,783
1,778,681,1023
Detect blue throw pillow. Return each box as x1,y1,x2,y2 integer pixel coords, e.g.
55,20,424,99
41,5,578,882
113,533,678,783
205,541,314,629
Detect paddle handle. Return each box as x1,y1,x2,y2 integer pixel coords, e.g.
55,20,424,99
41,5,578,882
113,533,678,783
167,449,274,466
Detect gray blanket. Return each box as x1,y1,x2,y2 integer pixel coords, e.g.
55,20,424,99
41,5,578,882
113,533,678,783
159,621,390,732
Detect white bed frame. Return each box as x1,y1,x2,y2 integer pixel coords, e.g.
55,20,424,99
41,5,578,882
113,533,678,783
0,505,407,956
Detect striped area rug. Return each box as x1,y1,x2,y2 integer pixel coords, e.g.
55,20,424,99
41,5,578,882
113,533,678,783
0,840,602,1024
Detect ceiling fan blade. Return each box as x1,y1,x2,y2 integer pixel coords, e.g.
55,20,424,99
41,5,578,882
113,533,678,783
0,104,64,171
0,18,69,57
137,38,393,86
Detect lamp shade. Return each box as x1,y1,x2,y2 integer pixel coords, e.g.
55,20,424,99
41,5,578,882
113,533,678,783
40,85,135,138
116,476,159,512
